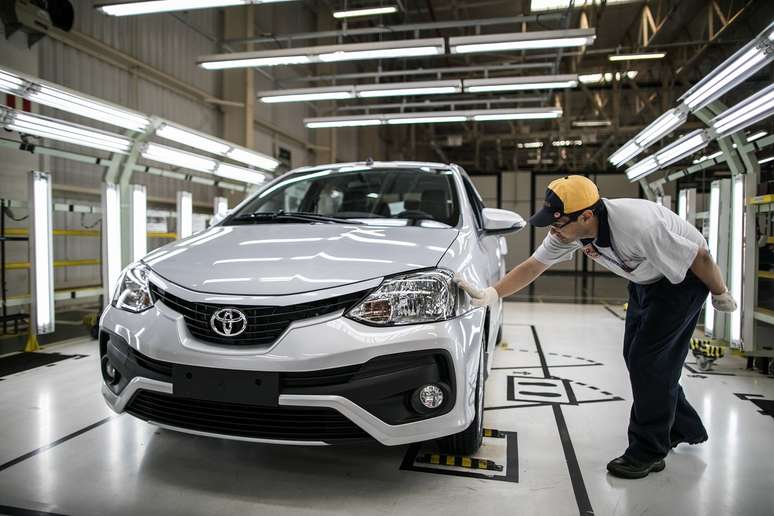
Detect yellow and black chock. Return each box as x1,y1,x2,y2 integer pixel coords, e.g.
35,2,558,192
417,453,504,472
690,338,725,359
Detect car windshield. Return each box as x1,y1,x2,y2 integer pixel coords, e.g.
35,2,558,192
227,167,460,228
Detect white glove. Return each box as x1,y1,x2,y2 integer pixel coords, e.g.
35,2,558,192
454,273,499,308
711,289,738,312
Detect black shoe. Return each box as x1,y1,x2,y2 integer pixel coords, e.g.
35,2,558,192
606,455,666,479
670,434,708,449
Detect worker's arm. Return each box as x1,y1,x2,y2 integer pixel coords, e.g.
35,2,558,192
493,256,549,297
690,247,727,296
455,256,549,306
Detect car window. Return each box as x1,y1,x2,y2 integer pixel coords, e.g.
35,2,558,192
230,167,461,227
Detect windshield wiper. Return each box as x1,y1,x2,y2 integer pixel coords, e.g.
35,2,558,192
230,210,362,225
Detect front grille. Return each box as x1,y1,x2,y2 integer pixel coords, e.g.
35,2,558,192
149,283,369,347
126,390,370,442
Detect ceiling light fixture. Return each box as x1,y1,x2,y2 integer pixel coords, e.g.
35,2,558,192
608,52,665,61
96,0,299,17
332,6,398,18
304,107,563,128
463,74,577,93
0,107,132,154
710,83,774,138
0,66,150,132
449,28,595,54
572,120,611,127
199,38,445,69
678,21,774,111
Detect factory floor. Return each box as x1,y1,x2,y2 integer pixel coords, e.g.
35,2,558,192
0,302,772,516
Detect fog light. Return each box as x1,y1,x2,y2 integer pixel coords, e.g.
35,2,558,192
101,355,120,385
418,384,444,409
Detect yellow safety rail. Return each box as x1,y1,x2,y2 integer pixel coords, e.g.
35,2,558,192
4,259,101,270
2,228,176,239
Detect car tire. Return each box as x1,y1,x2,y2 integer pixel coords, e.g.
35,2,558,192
438,334,485,456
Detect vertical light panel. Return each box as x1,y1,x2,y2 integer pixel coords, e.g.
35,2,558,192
729,175,744,345
101,183,122,304
214,196,228,219
678,188,697,225
704,181,721,336
29,171,54,335
177,191,193,239
130,185,147,261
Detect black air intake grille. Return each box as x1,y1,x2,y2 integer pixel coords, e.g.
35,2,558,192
126,391,370,442
149,283,368,347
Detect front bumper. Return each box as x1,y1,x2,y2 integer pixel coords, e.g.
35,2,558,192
100,297,484,446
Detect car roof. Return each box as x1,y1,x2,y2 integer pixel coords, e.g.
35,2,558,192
289,160,455,174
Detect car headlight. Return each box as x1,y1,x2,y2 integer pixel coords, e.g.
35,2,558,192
112,263,154,313
345,269,472,326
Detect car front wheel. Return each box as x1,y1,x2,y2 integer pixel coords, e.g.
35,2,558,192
438,333,485,456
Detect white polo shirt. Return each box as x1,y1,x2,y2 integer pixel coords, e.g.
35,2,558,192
532,198,707,285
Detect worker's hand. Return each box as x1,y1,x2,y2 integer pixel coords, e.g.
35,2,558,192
454,274,499,308
711,289,737,312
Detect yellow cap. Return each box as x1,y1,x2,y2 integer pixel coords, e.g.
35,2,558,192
529,175,600,226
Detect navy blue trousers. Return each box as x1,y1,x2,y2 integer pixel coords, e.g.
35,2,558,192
623,271,709,462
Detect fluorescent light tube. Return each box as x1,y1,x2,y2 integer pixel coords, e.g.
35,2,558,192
572,120,611,127
704,180,721,336
306,119,383,128
177,191,193,239
102,183,122,303
710,83,774,137
358,86,458,97
214,197,228,218
201,55,311,69
693,150,723,164
472,108,562,121
679,22,774,111
531,0,637,11
609,141,640,166
730,175,743,344
0,69,25,94
318,46,441,62
449,28,595,54
130,185,147,261
0,107,132,154
748,130,767,142
654,129,710,167
552,139,582,147
333,6,398,18
464,74,577,93
226,148,279,170
517,141,544,148
156,123,231,155
96,0,297,16
29,171,54,335
625,156,659,181
609,52,665,61
759,156,774,165
199,38,444,69
142,142,217,173
387,116,467,125
634,107,687,148
260,91,353,103
27,85,150,132
215,163,268,184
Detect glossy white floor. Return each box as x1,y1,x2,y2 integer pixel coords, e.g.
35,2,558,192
1,302,772,516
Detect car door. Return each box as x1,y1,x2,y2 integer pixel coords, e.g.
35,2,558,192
460,173,503,362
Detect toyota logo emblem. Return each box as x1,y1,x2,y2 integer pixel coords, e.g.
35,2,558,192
210,308,247,337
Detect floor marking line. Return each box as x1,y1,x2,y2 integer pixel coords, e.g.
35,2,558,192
683,363,736,376
491,363,604,371
603,304,625,320
531,325,594,516
0,504,69,516
0,416,117,473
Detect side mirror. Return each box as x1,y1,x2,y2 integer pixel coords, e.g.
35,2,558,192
481,208,525,235
209,209,231,227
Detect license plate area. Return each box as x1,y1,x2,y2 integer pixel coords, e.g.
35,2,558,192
172,365,279,406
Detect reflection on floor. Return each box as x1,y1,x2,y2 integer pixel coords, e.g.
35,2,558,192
0,302,772,516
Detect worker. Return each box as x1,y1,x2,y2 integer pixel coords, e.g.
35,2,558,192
455,175,737,479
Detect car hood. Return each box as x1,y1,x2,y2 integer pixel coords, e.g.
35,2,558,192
143,223,458,295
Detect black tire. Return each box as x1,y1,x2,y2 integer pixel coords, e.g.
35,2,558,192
438,335,485,456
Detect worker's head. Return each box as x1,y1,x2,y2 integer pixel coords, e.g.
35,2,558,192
529,175,601,243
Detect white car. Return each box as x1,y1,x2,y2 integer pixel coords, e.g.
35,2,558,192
100,161,524,455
